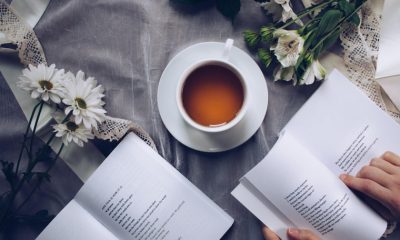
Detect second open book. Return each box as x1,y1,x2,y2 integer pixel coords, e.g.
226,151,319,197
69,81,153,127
232,70,400,240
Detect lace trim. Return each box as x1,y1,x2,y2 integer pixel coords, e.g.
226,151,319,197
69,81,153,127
0,0,47,65
94,116,157,151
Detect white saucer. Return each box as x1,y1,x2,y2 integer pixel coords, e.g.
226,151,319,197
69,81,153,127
157,42,268,152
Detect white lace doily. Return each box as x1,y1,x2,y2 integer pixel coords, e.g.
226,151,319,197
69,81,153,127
0,0,157,150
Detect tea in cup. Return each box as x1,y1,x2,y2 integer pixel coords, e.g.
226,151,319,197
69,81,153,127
176,39,248,133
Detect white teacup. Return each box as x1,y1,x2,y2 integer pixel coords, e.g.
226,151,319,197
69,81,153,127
176,39,249,133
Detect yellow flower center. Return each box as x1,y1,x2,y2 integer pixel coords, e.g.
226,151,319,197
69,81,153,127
75,97,87,109
66,121,78,132
38,80,53,90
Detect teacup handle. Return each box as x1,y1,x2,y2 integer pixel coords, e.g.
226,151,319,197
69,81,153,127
222,38,234,60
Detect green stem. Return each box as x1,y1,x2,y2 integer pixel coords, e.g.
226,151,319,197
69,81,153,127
62,111,73,124
310,0,366,52
46,144,64,174
15,101,42,173
299,17,320,33
1,104,73,225
46,133,56,146
0,102,45,225
29,101,45,156
14,144,64,213
279,0,335,29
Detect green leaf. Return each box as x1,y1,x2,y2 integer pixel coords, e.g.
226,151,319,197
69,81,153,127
35,145,52,162
303,30,317,51
257,48,273,68
0,192,11,213
338,0,360,26
317,9,343,37
216,0,241,21
355,0,367,7
1,160,17,189
319,28,341,55
349,13,360,26
22,172,34,182
259,26,275,44
295,54,305,70
37,172,51,182
295,53,313,82
243,30,260,48
338,0,355,16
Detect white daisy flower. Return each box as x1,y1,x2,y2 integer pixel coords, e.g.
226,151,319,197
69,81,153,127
61,71,106,130
299,59,326,85
53,121,94,147
260,0,303,25
271,29,304,68
17,63,64,103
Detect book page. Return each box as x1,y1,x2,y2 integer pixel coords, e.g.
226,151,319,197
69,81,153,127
231,180,295,240
75,133,233,240
244,133,386,240
285,70,400,176
36,200,118,240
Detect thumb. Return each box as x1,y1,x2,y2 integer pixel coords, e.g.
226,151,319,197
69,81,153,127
287,228,319,240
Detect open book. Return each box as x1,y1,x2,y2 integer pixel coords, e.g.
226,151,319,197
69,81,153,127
37,133,233,240
232,70,400,240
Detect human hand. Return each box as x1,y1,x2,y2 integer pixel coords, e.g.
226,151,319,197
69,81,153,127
340,151,400,220
262,226,320,240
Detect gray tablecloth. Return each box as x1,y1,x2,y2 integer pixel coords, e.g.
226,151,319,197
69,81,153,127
1,0,399,239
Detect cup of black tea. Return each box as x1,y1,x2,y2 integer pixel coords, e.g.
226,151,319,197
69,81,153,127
176,39,248,133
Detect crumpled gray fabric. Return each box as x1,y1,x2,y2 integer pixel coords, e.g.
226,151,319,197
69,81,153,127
33,2,314,239
1,0,399,239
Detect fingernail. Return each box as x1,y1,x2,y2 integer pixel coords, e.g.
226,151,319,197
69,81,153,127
288,228,300,236
339,174,347,181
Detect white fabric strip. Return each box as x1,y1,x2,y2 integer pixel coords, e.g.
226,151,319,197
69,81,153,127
375,0,400,113
376,0,400,79
10,0,51,28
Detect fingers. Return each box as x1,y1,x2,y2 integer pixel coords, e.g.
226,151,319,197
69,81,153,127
382,151,400,167
342,152,400,219
356,165,393,188
287,228,319,240
340,174,393,210
262,226,280,240
370,157,398,175
362,193,396,221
